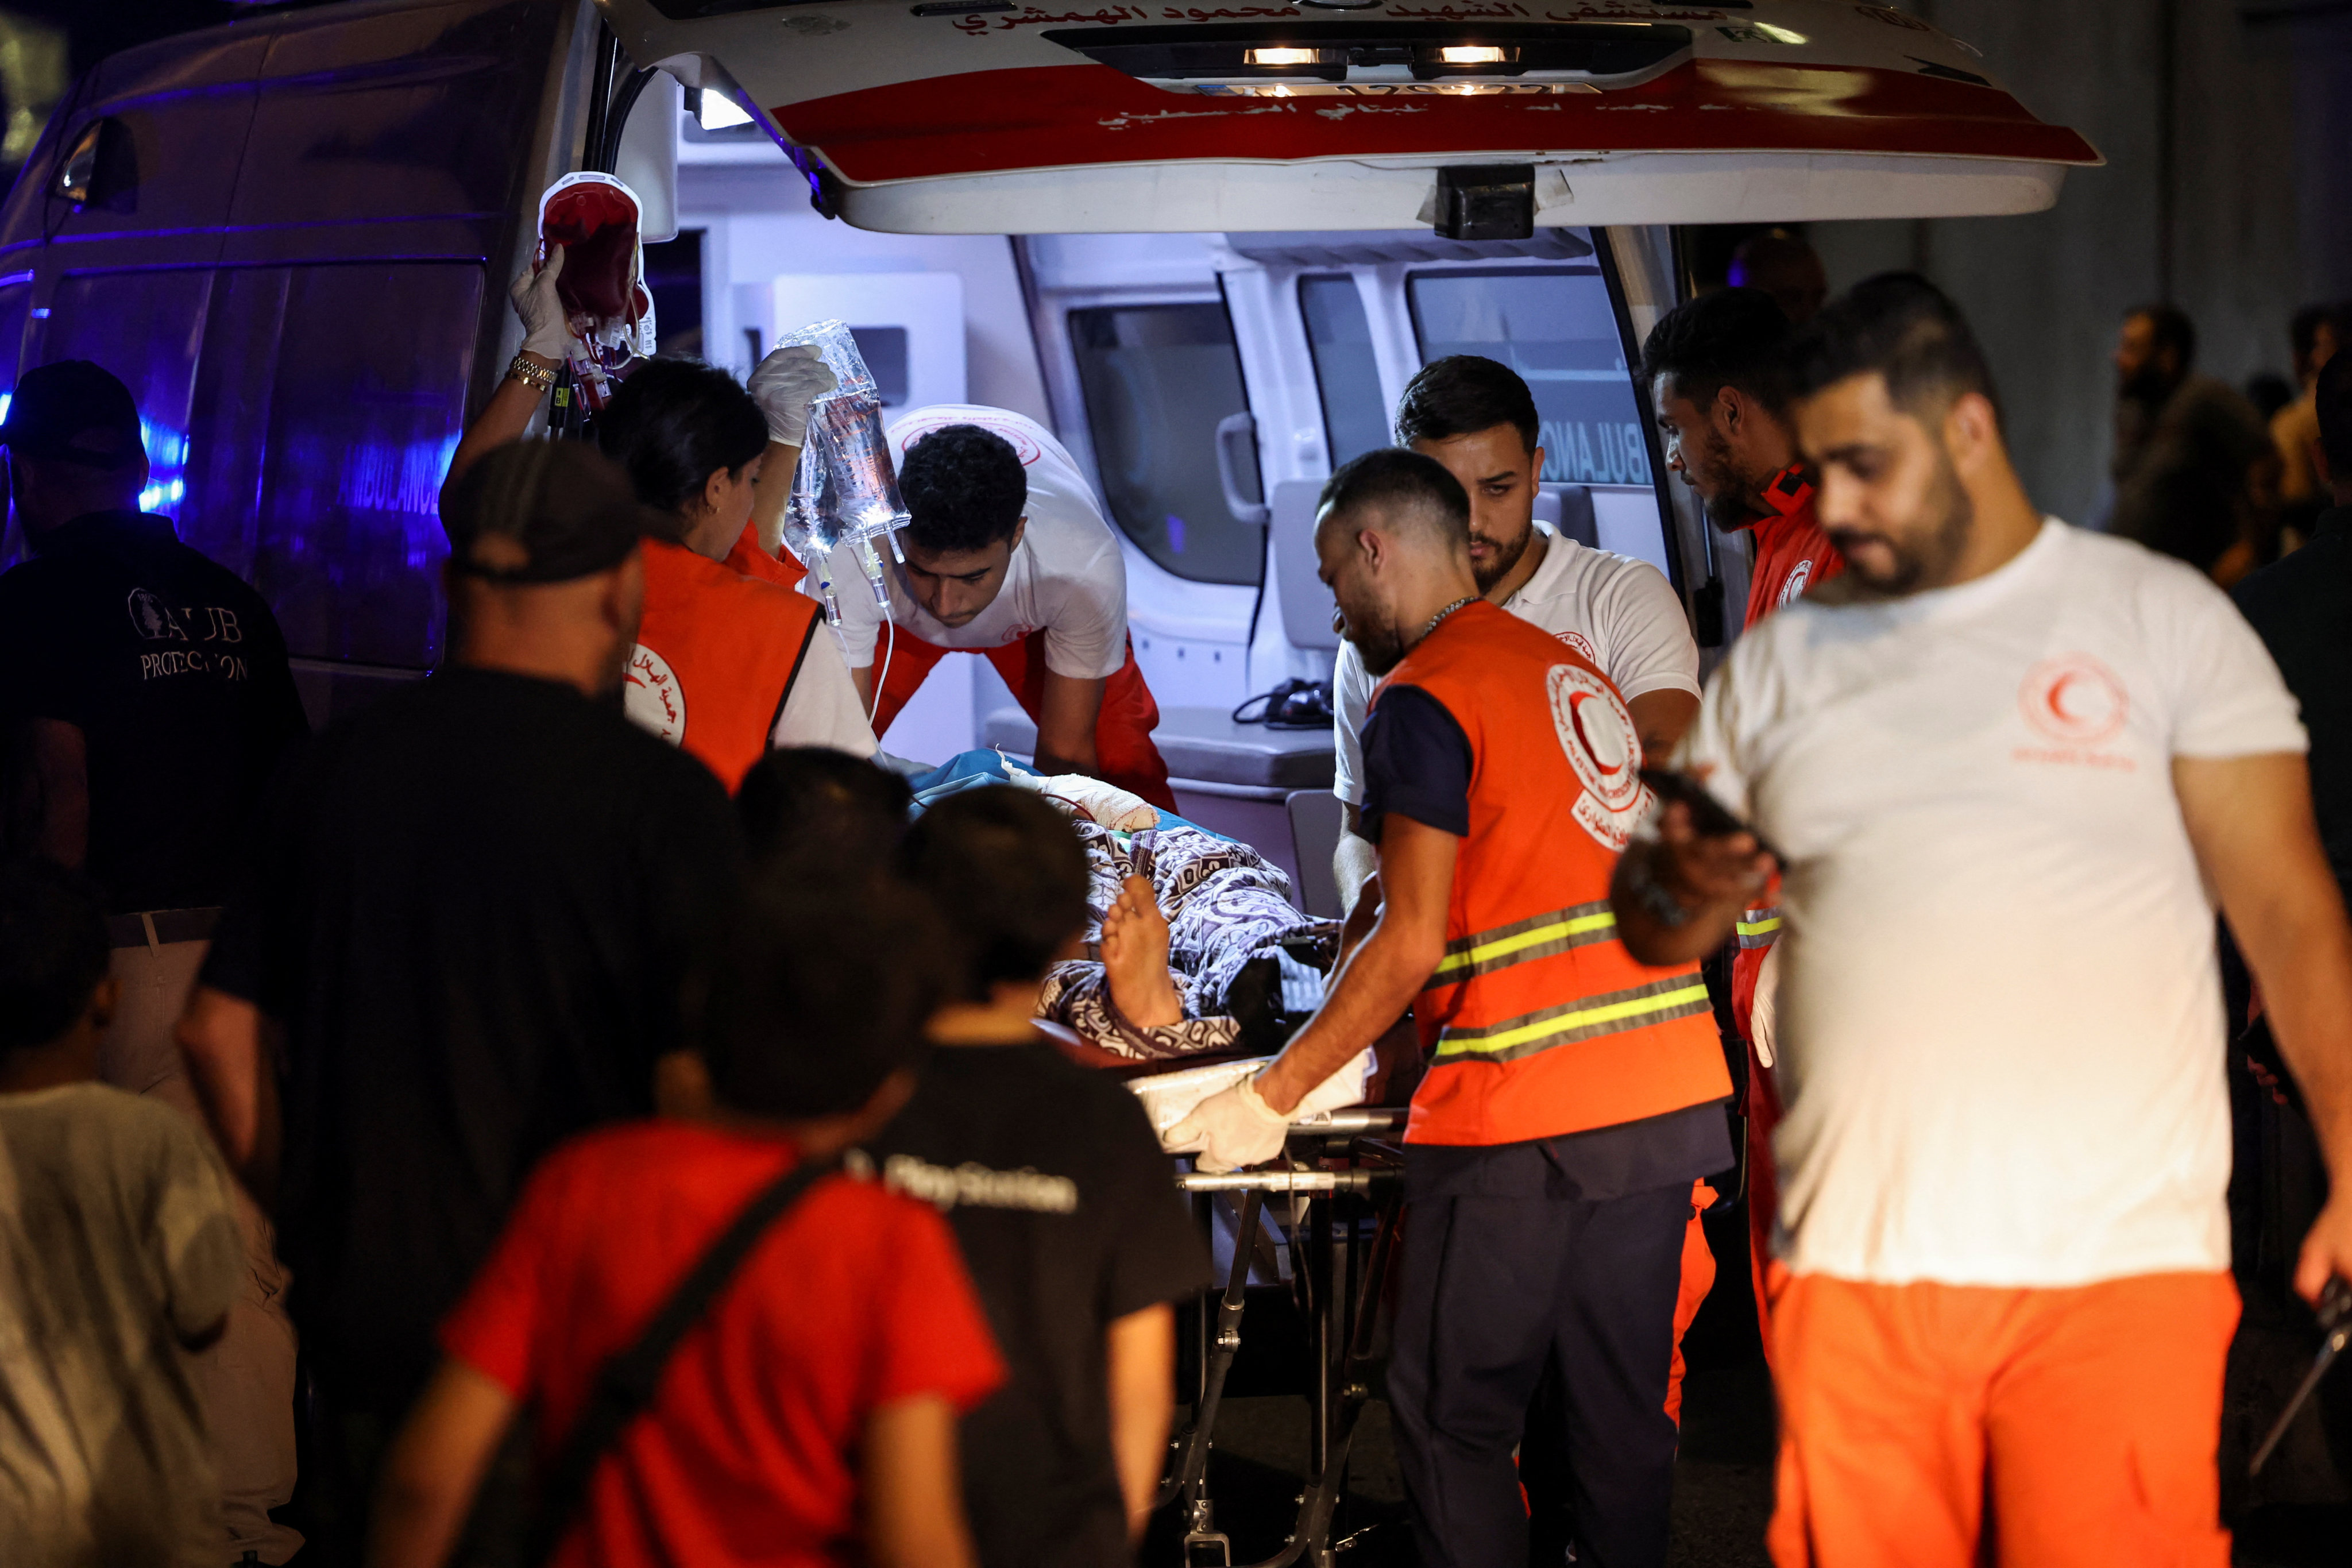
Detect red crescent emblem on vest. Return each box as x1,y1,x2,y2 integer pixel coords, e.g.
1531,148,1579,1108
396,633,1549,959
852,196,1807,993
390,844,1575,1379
1548,665,1647,849
623,643,687,745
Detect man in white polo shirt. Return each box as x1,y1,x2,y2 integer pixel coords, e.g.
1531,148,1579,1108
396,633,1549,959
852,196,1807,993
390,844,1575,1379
1614,274,2352,1566
1332,356,1701,911
817,404,1174,808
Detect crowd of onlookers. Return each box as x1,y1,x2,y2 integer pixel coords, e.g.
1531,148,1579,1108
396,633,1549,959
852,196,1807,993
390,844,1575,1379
2102,295,2346,584
0,379,1206,1568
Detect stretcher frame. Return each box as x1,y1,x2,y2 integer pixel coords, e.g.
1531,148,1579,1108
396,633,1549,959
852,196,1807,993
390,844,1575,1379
1160,1109,1408,1568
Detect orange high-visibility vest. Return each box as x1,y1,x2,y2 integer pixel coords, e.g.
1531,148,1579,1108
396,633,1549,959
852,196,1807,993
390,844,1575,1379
1374,600,1730,1147
628,539,824,791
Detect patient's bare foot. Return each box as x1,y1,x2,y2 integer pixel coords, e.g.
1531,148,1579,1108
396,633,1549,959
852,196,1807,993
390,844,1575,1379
1100,874,1183,1029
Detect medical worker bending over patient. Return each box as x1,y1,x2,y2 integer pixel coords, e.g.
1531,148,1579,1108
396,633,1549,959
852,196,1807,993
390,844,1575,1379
815,406,1177,809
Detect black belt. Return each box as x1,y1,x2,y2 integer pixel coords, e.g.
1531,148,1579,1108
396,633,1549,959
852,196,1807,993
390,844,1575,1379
106,906,224,949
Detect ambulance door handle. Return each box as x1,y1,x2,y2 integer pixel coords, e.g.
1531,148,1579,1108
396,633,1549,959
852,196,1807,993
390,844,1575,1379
1215,412,1270,528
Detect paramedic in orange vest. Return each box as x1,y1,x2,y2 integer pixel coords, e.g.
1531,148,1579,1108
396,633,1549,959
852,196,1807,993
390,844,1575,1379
443,254,874,790
1169,449,1733,1568
1617,275,2352,1567
1643,285,1845,1351
815,408,1177,810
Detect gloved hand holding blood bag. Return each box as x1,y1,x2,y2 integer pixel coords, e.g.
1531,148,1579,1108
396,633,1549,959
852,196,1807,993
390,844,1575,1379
534,172,656,412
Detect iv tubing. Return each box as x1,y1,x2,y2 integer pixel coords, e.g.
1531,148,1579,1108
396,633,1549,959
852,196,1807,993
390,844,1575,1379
870,615,895,727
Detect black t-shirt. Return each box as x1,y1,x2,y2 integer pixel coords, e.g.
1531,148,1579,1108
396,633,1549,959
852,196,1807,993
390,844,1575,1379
2235,507,2352,901
1363,677,1731,1196
1360,683,1472,843
858,1040,1214,1568
0,511,308,912
203,666,745,1411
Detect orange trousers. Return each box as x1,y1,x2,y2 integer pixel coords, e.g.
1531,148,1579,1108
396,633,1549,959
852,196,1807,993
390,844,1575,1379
871,628,1177,811
1767,1269,2238,1568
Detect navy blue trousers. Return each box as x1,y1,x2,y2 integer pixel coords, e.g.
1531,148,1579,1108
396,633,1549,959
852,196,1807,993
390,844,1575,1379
1387,1181,1690,1568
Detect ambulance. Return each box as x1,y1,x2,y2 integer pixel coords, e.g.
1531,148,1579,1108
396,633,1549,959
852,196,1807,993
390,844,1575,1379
0,0,2094,900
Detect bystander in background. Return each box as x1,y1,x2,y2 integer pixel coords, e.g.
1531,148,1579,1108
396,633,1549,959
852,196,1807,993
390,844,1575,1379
0,858,246,1568
2106,303,2277,582
0,360,308,1563
176,440,747,1557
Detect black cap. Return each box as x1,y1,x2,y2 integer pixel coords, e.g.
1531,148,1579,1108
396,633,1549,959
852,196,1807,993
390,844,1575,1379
441,440,662,584
0,360,145,470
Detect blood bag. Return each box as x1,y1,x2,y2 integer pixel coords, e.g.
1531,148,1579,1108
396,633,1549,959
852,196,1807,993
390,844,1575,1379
535,172,656,414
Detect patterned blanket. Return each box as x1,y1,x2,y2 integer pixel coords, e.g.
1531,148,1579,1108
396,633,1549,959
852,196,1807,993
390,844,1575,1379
1038,818,1338,1059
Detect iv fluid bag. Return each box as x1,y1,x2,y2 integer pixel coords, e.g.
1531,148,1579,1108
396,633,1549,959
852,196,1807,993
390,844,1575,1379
777,319,909,578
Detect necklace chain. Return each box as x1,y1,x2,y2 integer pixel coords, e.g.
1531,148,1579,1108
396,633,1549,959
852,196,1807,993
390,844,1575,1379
1418,596,1476,644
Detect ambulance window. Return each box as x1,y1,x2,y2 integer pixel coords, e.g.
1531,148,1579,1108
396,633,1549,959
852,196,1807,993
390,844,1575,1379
1067,302,1260,586
1299,275,1388,469
1407,268,1652,488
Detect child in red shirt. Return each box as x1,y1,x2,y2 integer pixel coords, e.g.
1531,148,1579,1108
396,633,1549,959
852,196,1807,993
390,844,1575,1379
368,876,1004,1568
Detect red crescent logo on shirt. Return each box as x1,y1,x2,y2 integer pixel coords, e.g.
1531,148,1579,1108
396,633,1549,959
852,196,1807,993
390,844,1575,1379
1559,629,1597,663
623,643,686,744
1548,664,1650,850
2018,654,2128,746
1776,559,1813,608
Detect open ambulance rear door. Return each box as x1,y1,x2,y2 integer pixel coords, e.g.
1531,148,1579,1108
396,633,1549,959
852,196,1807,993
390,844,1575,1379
593,0,2098,237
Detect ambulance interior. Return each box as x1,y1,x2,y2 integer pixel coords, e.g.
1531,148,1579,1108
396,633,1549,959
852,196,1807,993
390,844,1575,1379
665,87,1694,910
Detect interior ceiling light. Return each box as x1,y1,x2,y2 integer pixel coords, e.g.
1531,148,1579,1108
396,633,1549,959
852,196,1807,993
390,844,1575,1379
1246,46,1324,65
1753,22,1807,44
697,92,753,130
1438,45,1508,63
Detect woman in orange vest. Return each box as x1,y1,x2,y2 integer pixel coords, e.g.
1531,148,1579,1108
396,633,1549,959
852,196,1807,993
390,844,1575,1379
592,360,874,787
443,253,874,790
1169,450,1731,1568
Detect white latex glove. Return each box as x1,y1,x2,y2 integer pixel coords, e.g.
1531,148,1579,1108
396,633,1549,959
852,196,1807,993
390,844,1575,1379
1165,1073,1291,1174
511,247,571,361
748,343,839,447
1749,937,1782,1071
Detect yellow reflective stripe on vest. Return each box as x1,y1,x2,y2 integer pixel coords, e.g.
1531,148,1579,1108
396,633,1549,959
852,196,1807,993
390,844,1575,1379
1431,975,1713,1065
1735,906,1782,950
1430,901,1619,984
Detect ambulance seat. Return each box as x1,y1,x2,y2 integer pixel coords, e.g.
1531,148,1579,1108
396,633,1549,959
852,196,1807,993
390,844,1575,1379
1285,790,1346,919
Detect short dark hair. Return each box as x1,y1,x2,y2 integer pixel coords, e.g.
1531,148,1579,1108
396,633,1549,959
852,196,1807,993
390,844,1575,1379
1789,272,2004,428
1316,447,1470,546
2290,303,2340,368
1395,356,1540,455
899,424,1027,555
1639,287,1795,414
688,874,949,1119
2318,350,2352,482
898,786,1087,998
2128,302,2196,373
737,748,913,871
596,357,769,529
0,859,109,1057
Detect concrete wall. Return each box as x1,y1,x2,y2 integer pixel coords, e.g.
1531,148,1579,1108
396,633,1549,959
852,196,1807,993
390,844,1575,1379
1808,1,2352,525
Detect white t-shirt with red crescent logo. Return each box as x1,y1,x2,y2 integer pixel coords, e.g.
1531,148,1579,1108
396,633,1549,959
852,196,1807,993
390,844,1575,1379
1677,520,2305,1288
810,405,1129,681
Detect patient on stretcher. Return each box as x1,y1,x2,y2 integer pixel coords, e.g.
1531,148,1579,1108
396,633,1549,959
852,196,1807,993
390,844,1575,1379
910,754,1337,1059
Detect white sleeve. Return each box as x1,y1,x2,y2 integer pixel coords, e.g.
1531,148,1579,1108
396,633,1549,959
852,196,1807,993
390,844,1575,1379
770,625,879,758
1671,651,1753,821
1593,556,1702,702
802,544,882,669
1038,536,1129,681
1331,642,1373,806
2149,559,2307,759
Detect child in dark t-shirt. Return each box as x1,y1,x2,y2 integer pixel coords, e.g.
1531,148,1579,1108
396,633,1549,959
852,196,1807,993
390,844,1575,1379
368,876,1003,1568
864,787,1214,1568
